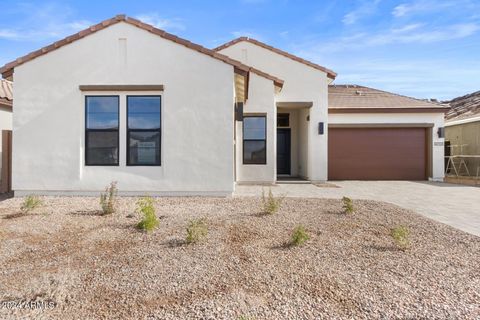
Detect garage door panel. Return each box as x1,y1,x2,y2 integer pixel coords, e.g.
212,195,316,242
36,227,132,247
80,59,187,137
328,128,427,180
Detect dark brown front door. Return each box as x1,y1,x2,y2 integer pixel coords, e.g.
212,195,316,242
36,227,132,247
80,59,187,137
328,127,427,180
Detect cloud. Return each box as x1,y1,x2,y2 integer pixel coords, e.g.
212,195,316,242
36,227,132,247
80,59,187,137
342,0,381,25
231,31,263,40
332,57,480,100
0,3,92,41
392,0,473,18
306,22,480,53
134,13,185,31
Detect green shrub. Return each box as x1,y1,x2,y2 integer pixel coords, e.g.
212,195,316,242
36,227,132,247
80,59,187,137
262,188,282,215
391,225,410,250
136,196,159,232
100,181,118,215
342,196,354,214
20,195,42,213
186,218,208,244
290,225,310,246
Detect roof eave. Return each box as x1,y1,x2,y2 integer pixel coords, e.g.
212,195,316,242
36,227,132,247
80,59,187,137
0,15,284,87
328,107,450,114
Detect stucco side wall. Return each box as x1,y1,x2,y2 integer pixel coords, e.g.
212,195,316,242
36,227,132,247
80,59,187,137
236,73,275,183
445,121,480,175
12,22,234,195
329,113,445,180
219,42,330,181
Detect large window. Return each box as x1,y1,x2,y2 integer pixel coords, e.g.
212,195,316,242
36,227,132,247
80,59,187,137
127,96,161,166
85,96,119,165
243,115,266,164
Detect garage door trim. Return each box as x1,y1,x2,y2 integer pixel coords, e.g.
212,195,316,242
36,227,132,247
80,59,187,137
329,123,434,128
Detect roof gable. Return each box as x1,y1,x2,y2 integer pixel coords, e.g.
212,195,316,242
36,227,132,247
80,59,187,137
214,37,337,80
0,15,283,88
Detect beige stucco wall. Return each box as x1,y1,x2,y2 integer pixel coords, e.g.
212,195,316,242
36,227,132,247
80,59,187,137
445,120,480,176
236,73,276,183
12,22,235,195
0,105,12,186
329,112,446,181
218,42,330,182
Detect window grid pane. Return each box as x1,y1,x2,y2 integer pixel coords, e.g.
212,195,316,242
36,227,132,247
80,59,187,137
86,96,119,129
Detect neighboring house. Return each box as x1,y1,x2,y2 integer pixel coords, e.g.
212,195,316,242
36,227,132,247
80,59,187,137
0,15,448,196
0,79,13,189
445,90,480,177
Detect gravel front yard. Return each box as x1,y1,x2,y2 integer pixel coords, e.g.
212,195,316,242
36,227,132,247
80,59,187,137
0,196,479,319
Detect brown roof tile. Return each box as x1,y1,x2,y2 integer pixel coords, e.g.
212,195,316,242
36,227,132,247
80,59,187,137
214,37,337,80
0,15,283,88
0,79,12,108
328,85,448,113
445,90,480,121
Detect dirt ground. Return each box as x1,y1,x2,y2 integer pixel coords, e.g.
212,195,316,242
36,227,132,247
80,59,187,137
0,196,479,319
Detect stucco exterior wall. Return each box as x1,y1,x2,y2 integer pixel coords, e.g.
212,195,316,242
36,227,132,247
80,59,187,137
0,105,12,185
329,112,446,180
218,42,330,182
236,73,276,183
12,22,235,195
445,120,480,175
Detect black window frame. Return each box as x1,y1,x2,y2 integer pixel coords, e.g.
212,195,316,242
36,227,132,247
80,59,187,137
85,95,120,166
126,95,162,166
243,115,267,165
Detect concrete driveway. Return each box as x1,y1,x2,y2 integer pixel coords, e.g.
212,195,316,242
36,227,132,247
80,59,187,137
234,181,480,237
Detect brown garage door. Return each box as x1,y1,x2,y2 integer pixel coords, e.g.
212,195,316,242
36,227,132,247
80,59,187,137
328,127,427,180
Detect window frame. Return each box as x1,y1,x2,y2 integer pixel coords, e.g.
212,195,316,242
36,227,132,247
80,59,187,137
126,95,162,166
242,114,267,165
84,95,120,166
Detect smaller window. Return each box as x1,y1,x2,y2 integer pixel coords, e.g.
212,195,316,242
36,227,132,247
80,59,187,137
243,116,266,164
277,113,289,127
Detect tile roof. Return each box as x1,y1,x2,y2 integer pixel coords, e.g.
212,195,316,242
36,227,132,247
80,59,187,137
0,15,283,88
214,37,337,80
445,90,480,122
0,79,12,108
328,84,448,112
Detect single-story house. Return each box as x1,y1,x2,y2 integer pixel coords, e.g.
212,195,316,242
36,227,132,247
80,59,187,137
445,90,480,178
0,15,448,196
0,79,13,191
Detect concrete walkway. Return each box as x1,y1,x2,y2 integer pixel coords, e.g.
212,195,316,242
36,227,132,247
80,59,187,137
235,181,480,237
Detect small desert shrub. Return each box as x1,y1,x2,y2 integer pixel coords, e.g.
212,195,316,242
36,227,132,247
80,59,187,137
391,225,410,250
342,196,354,214
290,225,310,246
186,218,208,244
136,196,159,232
21,195,42,213
261,188,282,215
100,181,118,215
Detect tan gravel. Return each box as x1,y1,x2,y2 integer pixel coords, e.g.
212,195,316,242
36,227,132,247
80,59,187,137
0,196,479,319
